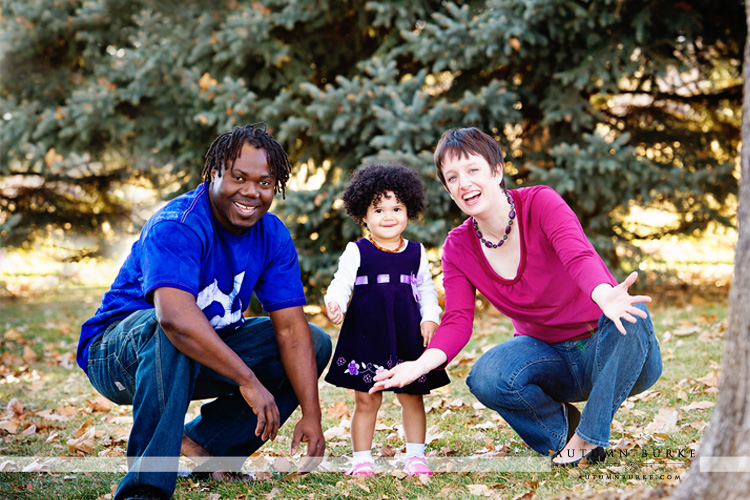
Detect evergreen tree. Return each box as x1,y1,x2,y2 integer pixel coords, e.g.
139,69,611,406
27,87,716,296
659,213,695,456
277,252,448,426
1,0,743,296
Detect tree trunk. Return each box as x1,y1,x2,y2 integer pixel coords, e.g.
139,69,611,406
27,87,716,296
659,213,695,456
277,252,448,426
670,1,750,498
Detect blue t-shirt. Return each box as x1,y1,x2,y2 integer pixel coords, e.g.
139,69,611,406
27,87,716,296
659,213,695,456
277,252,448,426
77,183,306,373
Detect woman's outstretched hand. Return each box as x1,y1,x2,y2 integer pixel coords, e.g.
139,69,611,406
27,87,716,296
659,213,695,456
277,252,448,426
369,361,423,394
369,349,448,394
592,271,652,335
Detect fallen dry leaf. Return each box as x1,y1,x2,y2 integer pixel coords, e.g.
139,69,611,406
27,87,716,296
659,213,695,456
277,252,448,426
57,405,79,417
378,445,396,457
3,329,22,341
324,425,349,440
74,418,95,438
425,424,444,444
21,424,37,436
68,427,97,454
36,409,71,422
7,398,24,416
644,406,678,434
0,421,20,434
273,456,292,473
467,484,492,496
86,396,113,413
327,401,350,419
680,401,716,412
267,487,283,499
22,346,38,364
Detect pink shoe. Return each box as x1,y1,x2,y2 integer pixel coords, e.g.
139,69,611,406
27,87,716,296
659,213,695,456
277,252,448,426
405,456,432,476
345,461,374,477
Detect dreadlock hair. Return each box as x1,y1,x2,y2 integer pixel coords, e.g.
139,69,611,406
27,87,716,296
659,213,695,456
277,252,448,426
201,122,292,198
342,163,426,225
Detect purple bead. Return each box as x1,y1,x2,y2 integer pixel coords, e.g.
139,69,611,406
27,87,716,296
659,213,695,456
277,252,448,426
476,230,483,238
509,210,516,219
484,241,494,248
497,240,504,247
505,225,512,235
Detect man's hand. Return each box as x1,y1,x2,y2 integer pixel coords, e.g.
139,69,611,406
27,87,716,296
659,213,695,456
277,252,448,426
239,377,280,441
326,302,343,325
270,306,328,474
420,321,438,347
291,413,326,473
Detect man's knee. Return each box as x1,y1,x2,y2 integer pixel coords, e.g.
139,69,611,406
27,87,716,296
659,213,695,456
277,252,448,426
309,324,332,375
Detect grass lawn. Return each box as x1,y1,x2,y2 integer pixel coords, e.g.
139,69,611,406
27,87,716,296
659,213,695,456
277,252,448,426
0,283,727,500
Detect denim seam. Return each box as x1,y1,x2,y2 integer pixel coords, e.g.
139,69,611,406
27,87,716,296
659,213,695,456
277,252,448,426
574,428,608,448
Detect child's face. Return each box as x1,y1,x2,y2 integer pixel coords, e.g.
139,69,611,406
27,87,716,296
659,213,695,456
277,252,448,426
364,191,408,244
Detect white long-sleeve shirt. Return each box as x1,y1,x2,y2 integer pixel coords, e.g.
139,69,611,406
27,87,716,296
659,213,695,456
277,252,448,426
324,240,442,325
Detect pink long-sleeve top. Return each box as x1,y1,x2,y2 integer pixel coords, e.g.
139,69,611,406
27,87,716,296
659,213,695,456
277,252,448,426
428,185,618,365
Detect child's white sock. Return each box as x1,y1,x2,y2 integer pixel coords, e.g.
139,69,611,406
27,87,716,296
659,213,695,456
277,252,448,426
405,442,425,458
352,450,373,465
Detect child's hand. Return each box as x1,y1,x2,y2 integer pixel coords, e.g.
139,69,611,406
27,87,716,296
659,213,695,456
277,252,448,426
326,302,343,325
420,321,438,347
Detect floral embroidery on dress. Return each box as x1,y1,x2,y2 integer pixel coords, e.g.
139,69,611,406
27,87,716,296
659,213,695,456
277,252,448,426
344,359,385,384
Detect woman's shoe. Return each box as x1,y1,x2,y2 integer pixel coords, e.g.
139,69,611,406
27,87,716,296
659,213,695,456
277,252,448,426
552,446,606,467
564,403,581,442
345,461,374,477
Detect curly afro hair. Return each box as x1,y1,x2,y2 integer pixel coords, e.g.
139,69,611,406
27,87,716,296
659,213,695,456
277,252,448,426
342,163,426,225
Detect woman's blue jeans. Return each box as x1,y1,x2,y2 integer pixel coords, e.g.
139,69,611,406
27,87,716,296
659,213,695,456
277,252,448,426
86,309,332,499
466,304,662,456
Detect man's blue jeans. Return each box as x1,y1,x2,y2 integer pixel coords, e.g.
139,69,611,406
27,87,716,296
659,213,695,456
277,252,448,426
466,304,662,455
86,309,332,499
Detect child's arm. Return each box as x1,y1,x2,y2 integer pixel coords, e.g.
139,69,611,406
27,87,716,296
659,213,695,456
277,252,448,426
420,321,438,347
415,243,441,320
323,242,360,324
326,301,344,325
416,243,441,346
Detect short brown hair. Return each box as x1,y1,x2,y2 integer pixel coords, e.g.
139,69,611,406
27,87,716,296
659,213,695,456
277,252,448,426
433,127,505,189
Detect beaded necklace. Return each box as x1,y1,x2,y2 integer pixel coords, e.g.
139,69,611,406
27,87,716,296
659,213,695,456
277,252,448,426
473,191,516,248
368,234,405,253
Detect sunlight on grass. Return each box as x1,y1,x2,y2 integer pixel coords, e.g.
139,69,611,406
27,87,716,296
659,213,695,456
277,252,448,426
0,293,724,499
0,209,737,499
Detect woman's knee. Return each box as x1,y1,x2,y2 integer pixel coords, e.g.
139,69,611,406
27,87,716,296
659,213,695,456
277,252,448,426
631,339,663,394
467,350,515,403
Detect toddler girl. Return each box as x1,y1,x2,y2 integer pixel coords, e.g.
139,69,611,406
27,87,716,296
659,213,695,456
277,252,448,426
324,163,449,477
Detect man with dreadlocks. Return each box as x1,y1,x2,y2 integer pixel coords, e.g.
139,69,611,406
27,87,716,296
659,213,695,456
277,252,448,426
77,123,332,500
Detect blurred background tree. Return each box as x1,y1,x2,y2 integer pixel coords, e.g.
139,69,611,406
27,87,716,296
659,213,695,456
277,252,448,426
0,0,744,299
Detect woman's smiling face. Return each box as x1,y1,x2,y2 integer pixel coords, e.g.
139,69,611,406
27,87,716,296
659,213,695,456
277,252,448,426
441,153,503,217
